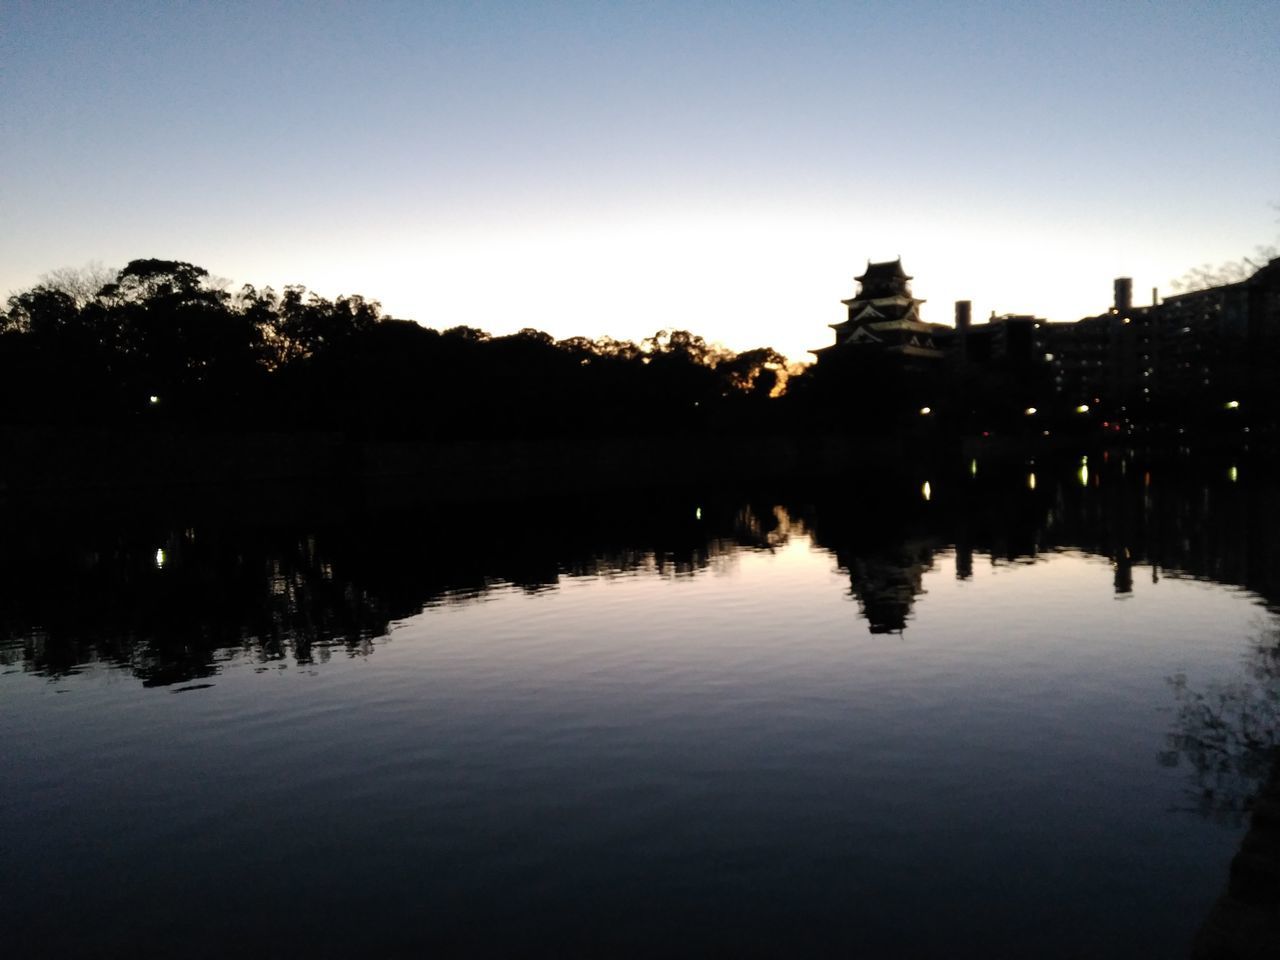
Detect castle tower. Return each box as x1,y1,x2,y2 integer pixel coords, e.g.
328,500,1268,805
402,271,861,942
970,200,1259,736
812,258,943,360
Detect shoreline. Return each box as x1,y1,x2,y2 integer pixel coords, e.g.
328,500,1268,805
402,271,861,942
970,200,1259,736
0,425,1261,505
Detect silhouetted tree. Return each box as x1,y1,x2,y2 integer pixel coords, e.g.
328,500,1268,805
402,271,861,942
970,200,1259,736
0,256,812,439
271,286,382,364
37,261,117,306
717,346,787,398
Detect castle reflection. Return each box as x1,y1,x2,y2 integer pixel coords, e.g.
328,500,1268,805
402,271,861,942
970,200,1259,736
1,450,1275,684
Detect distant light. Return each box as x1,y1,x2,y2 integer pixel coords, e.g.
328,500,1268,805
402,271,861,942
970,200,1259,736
1027,472,1036,490
1024,407,1037,416
1081,455,1088,465
695,507,702,520
970,458,978,477
155,548,166,569
919,406,931,416
921,481,931,501
1076,404,1089,413
1225,400,1240,409
1079,464,1089,487
1229,466,1239,483
148,395,160,405
1042,430,1050,436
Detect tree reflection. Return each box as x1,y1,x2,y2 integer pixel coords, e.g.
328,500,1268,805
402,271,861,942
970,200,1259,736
1173,624,1280,957
3,454,1280,687
1165,629,1280,825
0,497,794,686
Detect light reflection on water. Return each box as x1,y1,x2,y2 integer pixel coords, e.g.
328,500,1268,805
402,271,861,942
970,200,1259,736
1,456,1278,957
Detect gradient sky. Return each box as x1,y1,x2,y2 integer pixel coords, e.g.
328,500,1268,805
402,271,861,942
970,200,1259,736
3,0,1277,361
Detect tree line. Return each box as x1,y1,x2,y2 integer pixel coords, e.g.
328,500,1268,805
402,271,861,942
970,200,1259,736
0,259,793,440
7,257,1260,445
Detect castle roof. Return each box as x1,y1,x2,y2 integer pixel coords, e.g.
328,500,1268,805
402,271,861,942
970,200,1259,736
854,258,912,284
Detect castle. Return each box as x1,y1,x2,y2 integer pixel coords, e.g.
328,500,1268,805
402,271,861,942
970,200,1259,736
814,255,1280,416
812,259,941,361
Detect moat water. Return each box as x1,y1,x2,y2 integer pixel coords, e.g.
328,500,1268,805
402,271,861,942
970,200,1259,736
2,453,1276,957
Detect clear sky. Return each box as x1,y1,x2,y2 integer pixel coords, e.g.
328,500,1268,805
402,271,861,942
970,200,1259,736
2,0,1277,361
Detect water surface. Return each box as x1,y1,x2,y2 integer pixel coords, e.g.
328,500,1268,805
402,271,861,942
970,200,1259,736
2,456,1276,957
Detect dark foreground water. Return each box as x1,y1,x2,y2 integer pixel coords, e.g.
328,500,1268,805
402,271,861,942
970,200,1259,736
3,452,1278,957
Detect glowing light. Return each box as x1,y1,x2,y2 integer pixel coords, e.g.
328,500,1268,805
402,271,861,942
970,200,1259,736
1225,400,1240,409
1078,464,1089,487
1229,466,1238,483
695,507,702,520
970,458,977,477
919,406,931,416
1024,407,1037,416
148,395,160,405
155,548,166,568
1075,404,1089,413
921,481,932,501
1081,455,1088,465
1027,472,1036,490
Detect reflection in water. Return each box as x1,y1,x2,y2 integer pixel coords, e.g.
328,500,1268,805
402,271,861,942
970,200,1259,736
3,452,1278,681
1173,620,1280,956
0,498,793,684
3,453,1278,957
1166,625,1280,824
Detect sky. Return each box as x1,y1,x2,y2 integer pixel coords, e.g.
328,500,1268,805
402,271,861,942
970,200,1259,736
2,0,1277,362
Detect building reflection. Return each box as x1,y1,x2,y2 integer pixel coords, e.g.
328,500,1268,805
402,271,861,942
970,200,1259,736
800,450,1278,637
793,484,943,635
1,453,1277,685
